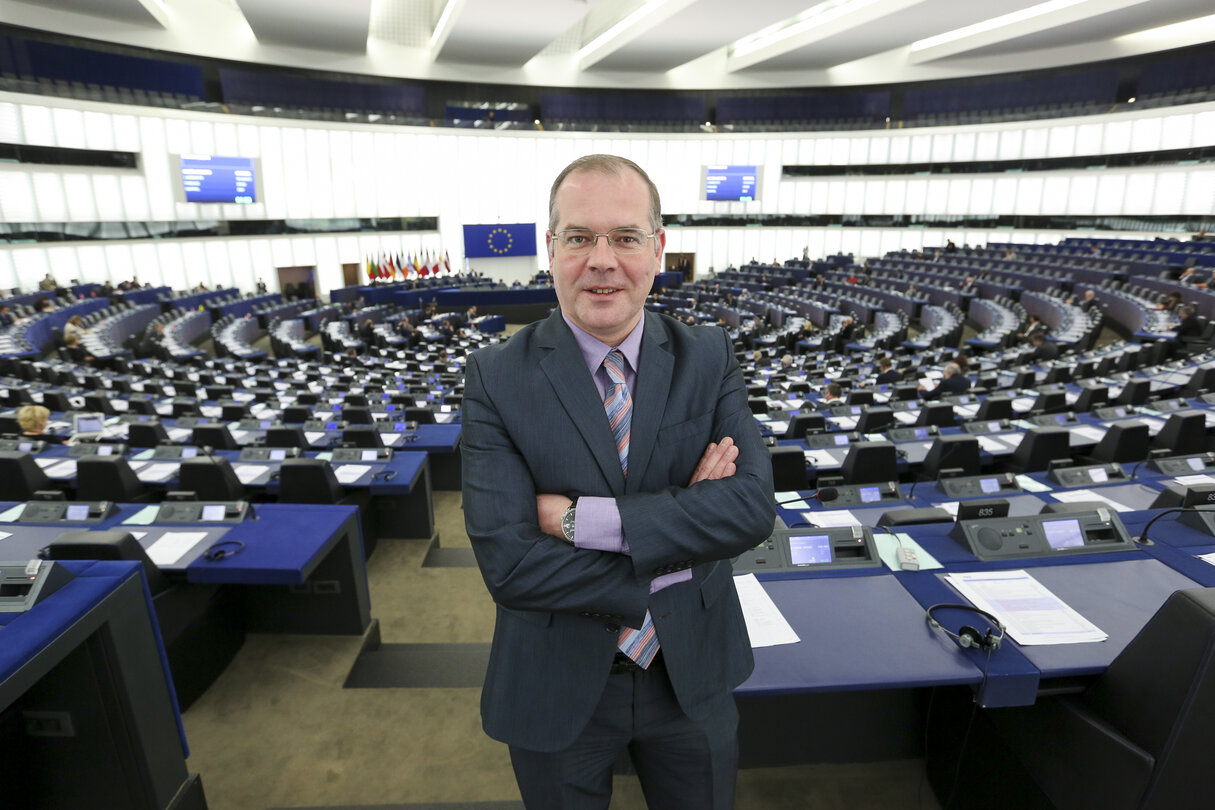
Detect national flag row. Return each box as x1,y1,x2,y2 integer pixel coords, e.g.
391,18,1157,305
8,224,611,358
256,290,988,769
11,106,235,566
365,250,453,281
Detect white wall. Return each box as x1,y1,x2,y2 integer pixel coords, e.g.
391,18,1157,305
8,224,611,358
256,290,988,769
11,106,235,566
1,93,1212,297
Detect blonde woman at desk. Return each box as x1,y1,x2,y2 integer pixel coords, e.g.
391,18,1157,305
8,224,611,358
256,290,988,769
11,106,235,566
17,404,67,444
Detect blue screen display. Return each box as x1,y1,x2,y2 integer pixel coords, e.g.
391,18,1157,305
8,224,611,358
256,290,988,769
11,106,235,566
180,154,257,204
704,165,758,201
788,534,833,565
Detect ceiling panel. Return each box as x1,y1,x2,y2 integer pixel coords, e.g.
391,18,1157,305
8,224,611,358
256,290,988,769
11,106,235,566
14,0,162,25
593,0,810,73
236,0,373,52
745,0,1044,72
438,0,592,65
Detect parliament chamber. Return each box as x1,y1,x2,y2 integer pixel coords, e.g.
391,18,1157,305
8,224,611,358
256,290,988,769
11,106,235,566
2,4,1215,809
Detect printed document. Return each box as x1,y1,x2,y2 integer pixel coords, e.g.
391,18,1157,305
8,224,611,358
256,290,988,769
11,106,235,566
733,573,800,648
943,569,1107,646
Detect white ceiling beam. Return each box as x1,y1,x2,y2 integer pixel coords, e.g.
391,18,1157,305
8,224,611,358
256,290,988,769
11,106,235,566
133,0,172,28
908,0,1150,64
725,0,928,73
426,0,467,59
576,0,699,72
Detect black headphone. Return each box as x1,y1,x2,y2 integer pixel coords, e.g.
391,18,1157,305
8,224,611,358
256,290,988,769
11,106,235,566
925,603,1005,652
203,539,245,561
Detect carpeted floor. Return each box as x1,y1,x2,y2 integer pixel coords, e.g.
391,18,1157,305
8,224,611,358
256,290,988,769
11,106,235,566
180,489,940,810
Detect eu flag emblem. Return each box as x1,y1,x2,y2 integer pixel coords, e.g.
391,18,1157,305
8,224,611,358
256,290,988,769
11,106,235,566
463,223,537,258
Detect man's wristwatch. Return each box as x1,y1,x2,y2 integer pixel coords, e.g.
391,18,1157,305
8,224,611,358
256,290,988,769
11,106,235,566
560,498,578,545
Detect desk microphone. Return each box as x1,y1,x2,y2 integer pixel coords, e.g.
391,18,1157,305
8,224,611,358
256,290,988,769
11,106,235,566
815,487,839,503
1133,507,1193,545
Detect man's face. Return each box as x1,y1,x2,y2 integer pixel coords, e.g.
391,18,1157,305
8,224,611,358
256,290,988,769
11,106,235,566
548,169,663,346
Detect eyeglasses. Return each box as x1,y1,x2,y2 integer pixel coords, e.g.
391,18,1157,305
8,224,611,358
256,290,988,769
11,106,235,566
552,228,658,255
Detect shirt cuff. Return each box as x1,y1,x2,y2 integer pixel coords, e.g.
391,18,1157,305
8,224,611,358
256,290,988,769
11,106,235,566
572,496,625,554
651,569,692,594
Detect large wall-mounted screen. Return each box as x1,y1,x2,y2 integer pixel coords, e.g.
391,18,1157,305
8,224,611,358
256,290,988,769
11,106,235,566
702,164,759,202
176,154,259,204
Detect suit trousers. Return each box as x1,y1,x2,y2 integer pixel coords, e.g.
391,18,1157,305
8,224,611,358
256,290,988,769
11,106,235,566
508,655,740,810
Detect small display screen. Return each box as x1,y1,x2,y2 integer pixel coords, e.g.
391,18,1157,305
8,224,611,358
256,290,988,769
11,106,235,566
202,504,226,521
980,478,1000,494
259,420,272,429
179,154,257,204
1189,457,1205,471
1054,413,1068,424
394,422,411,431
270,449,286,461
1089,467,1108,483
1043,519,1085,550
17,441,31,452
182,447,198,458
325,422,339,430
986,421,1002,432
97,445,113,456
75,416,104,434
362,449,377,461
833,435,849,446
859,486,881,504
913,428,929,439
788,534,833,565
66,504,89,521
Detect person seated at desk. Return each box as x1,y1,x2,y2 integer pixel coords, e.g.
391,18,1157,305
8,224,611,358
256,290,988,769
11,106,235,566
17,404,66,444
0,305,15,328
817,382,844,409
919,362,970,400
1155,291,1182,312
874,355,903,384
63,334,95,365
1178,267,1208,288
63,314,86,341
1027,332,1060,363
1016,314,1048,344
1174,305,1209,355
358,318,376,344
1077,289,1100,312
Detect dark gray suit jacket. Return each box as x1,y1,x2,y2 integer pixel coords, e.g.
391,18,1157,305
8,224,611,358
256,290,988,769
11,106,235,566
461,309,775,751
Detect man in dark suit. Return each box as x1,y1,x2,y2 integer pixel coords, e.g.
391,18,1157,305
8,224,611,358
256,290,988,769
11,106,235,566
462,154,774,809
1027,333,1060,363
920,362,971,400
874,356,903,384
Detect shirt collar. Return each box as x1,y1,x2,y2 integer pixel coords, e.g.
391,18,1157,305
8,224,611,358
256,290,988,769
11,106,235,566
562,312,644,376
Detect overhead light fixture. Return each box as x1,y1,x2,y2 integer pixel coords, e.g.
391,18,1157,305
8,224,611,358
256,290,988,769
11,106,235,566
910,0,1090,53
730,0,883,60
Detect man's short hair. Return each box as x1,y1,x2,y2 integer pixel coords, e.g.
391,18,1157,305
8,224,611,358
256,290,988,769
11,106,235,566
825,382,843,398
17,404,49,433
943,362,962,376
878,356,892,370
1031,332,1047,344
548,154,662,235
1179,304,1197,318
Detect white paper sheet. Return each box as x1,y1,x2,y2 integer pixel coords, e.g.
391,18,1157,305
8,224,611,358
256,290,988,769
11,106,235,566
1050,488,1132,512
733,573,800,648
146,531,209,566
304,431,327,445
1070,425,1107,443
234,465,270,484
943,569,1107,646
137,462,180,483
333,464,372,484
802,509,860,528
43,460,77,478
1198,552,1215,568
804,449,839,468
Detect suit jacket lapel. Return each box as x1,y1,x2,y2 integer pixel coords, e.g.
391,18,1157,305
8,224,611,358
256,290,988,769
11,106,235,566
537,311,627,493
625,312,672,494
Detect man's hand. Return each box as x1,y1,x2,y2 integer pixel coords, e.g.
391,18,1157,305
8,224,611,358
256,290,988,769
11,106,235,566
536,493,573,539
689,437,738,485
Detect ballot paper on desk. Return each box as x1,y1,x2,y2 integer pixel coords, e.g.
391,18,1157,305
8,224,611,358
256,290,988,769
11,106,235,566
733,573,799,648
145,531,209,566
804,449,839,468
167,428,193,443
1050,488,1132,512
977,434,1016,453
832,416,859,430
893,410,917,425
137,462,180,483
1174,474,1215,487
234,464,271,485
943,569,1107,646
305,431,328,445
333,464,372,484
775,491,810,510
1070,425,1107,443
802,509,861,528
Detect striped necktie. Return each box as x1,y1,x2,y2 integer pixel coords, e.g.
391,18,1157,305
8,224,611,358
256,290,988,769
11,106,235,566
603,350,659,669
